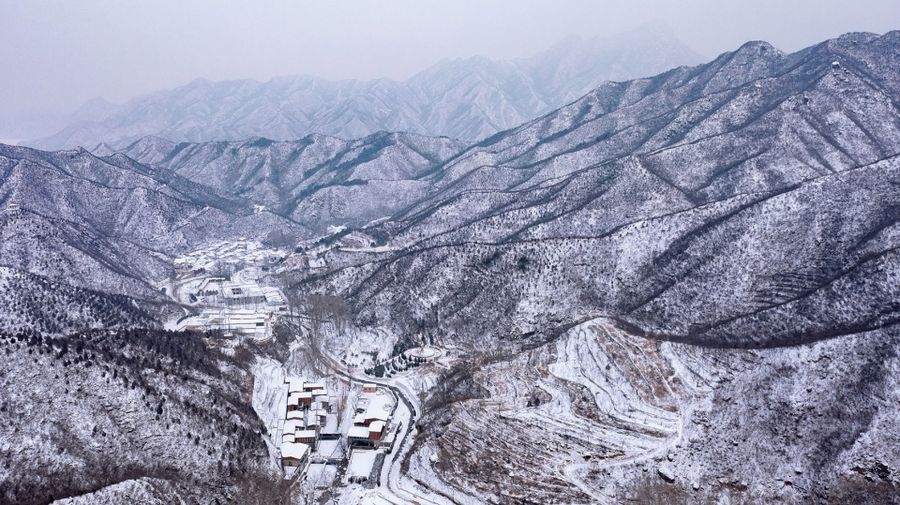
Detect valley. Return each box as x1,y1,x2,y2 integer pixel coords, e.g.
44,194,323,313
0,27,898,505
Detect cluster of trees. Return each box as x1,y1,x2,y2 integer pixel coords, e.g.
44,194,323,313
0,269,158,334
0,327,269,505
301,293,351,336
364,352,428,378
625,473,900,505
424,360,487,412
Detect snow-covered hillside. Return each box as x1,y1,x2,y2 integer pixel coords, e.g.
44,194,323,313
0,328,272,504
113,132,466,232
305,31,900,349
0,30,898,505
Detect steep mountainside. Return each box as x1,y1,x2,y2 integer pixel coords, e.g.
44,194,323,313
281,32,900,503
1,29,899,505
29,26,702,149
113,132,465,231
0,267,165,335
0,328,272,504
0,144,303,297
302,31,900,349
398,319,900,503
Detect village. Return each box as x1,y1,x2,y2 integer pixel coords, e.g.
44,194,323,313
160,238,452,496
162,240,290,342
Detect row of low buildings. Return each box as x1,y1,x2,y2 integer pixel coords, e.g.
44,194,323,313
195,279,287,312
173,240,284,277
280,377,339,469
345,383,399,485
174,278,289,342
176,308,275,342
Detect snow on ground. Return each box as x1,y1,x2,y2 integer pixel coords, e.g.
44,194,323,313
337,245,400,253
303,463,338,492
251,357,288,466
325,327,400,370
347,449,378,482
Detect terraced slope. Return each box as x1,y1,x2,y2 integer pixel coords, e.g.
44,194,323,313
403,320,900,503
408,321,685,503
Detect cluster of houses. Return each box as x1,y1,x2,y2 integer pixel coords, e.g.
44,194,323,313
344,383,398,484
194,278,287,312
347,383,393,449
177,308,275,342
173,240,283,277
280,377,338,469
278,378,398,486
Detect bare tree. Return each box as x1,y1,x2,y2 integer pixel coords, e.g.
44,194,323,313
303,294,350,338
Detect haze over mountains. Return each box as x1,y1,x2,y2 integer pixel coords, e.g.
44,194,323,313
1,27,899,505
28,26,703,149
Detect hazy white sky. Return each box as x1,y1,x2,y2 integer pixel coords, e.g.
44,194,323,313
1,0,898,137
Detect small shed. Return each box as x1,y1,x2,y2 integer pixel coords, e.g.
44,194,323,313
281,442,310,467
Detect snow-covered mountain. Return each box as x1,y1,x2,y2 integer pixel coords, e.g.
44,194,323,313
0,144,305,298
1,30,899,505
288,31,900,501
111,132,465,232
312,31,900,348
29,26,702,149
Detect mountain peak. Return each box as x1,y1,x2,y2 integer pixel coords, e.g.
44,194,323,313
732,39,783,57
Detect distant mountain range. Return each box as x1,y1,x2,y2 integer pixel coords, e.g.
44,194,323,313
6,31,899,349
28,25,703,149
